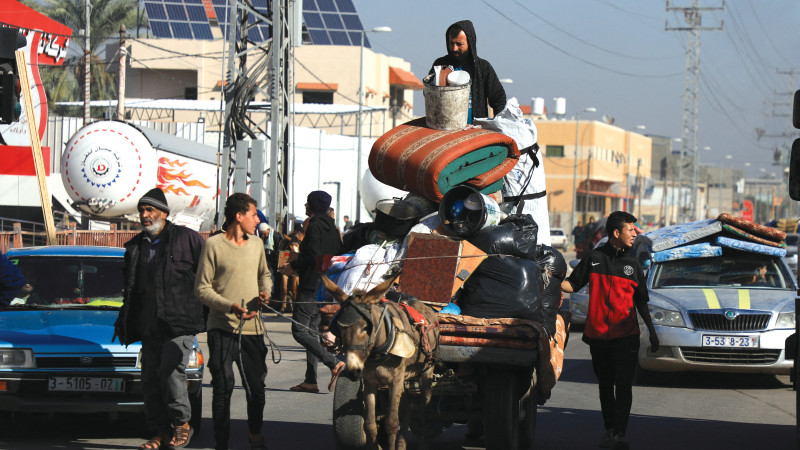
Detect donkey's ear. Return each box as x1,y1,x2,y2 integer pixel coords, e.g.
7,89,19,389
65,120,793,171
321,275,349,304
364,273,399,305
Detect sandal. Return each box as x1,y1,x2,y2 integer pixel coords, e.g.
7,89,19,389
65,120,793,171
139,436,163,450
168,423,194,449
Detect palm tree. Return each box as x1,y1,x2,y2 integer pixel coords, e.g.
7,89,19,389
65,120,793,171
23,0,140,117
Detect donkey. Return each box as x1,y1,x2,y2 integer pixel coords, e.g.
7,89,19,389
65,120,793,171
321,274,439,450
277,231,303,312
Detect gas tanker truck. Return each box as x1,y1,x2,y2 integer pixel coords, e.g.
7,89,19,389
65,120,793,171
61,120,218,229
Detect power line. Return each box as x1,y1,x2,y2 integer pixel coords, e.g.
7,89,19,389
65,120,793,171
480,0,683,79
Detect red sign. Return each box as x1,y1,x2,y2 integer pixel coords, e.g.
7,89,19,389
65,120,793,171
742,200,753,222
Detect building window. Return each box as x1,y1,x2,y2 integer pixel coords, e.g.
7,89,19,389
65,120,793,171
302,91,334,104
546,145,564,157
184,87,198,100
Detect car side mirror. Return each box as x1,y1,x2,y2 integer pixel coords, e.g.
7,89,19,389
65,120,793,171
790,90,800,200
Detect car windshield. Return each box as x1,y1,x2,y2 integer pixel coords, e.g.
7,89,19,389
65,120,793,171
551,230,564,236
6,256,124,309
651,253,793,290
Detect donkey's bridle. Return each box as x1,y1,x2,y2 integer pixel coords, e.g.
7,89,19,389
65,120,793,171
334,299,396,360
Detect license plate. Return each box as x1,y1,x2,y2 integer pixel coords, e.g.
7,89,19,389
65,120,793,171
701,335,759,348
48,377,125,392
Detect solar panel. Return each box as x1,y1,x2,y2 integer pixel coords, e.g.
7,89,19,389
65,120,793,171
144,2,167,20
301,0,368,47
316,0,336,12
336,0,356,13
144,0,213,40
308,29,330,45
328,30,349,46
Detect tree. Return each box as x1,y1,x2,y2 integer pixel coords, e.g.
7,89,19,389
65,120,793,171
22,0,140,117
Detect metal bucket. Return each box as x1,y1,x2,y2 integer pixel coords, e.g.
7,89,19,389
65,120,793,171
423,82,471,131
439,185,503,237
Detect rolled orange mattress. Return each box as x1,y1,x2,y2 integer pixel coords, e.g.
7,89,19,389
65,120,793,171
369,118,520,202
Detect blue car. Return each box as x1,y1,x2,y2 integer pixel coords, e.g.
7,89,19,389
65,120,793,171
0,246,204,426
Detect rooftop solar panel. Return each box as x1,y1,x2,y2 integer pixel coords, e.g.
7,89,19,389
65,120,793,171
341,13,362,31
328,30,349,46
166,3,188,20
186,5,207,21
303,12,323,28
308,28,330,45
192,23,214,39
149,20,172,38
171,21,193,39
144,2,168,20
316,0,336,12
321,13,343,30
337,0,356,13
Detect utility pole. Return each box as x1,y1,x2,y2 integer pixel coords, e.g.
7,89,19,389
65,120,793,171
217,0,296,231
83,0,91,124
666,0,724,222
117,25,126,121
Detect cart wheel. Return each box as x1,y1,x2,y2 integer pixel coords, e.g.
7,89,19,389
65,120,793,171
518,370,538,448
482,368,519,450
333,375,366,450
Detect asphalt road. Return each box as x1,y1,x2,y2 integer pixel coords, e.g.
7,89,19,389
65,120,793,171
0,247,796,449
0,311,795,450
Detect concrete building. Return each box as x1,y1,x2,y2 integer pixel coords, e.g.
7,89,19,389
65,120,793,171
119,37,422,137
534,119,652,229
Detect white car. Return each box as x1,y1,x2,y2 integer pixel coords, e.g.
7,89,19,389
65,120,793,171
549,228,568,251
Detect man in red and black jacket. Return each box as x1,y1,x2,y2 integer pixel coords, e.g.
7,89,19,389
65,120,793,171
562,211,659,450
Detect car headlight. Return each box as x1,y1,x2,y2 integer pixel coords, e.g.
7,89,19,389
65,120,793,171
649,304,685,327
187,347,204,369
777,312,795,329
0,349,35,369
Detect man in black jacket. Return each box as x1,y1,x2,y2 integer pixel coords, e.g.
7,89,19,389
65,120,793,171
279,190,344,393
429,20,507,122
115,187,205,450
561,211,658,450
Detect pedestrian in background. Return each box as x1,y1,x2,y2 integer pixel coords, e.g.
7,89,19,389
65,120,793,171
280,190,344,393
195,193,273,450
571,220,583,245
561,211,659,450
115,187,205,450
0,249,25,309
342,214,353,233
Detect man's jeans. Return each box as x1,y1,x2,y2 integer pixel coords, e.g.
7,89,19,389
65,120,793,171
141,335,194,434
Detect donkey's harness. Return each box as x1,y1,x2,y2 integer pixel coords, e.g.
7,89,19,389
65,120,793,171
334,297,438,362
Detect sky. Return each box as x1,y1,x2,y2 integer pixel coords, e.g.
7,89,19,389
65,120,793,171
352,0,800,181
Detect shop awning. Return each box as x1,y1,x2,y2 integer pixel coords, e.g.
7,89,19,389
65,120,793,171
389,67,423,90
296,82,338,91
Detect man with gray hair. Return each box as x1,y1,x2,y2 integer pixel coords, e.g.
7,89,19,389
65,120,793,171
115,187,206,449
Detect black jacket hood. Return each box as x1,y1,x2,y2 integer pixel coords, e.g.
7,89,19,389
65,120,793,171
446,20,479,64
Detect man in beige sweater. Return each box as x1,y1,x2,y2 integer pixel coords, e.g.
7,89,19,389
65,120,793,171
194,193,272,450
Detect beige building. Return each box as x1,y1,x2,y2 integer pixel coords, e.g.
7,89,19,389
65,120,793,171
534,119,652,229
119,37,421,136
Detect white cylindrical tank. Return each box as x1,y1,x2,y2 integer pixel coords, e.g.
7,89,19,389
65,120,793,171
532,97,545,115
62,120,159,217
360,169,407,217
61,120,217,223
553,97,566,116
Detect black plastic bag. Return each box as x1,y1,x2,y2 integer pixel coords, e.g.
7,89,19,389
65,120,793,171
467,214,539,258
460,254,543,322
536,245,567,335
